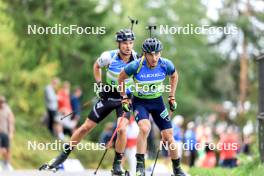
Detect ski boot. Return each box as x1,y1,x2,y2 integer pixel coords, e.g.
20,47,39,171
135,154,145,176
172,158,186,176
111,162,130,176
135,165,145,176
39,144,71,172
171,167,186,176
39,158,60,172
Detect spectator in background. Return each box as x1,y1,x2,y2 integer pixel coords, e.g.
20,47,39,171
55,81,73,140
44,78,60,134
184,121,197,167
57,81,72,116
242,121,254,155
99,122,114,144
0,96,15,171
172,115,184,158
198,143,216,168
218,125,239,168
124,116,139,175
70,87,83,125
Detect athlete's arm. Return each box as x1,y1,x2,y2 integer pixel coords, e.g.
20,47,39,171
164,59,178,97
118,70,129,97
165,59,178,111
93,62,102,83
93,51,112,83
169,71,178,97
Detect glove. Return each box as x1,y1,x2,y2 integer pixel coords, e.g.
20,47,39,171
95,82,105,100
168,96,177,112
121,96,131,112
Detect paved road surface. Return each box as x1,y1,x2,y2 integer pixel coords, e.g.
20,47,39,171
0,170,173,176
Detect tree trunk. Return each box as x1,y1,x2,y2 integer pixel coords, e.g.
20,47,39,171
239,0,251,113
239,37,248,112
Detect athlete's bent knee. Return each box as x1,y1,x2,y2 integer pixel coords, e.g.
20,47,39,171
162,130,174,143
117,126,127,136
139,124,150,137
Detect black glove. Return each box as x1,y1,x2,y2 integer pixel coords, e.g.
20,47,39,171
168,96,177,112
121,96,131,112
95,82,106,100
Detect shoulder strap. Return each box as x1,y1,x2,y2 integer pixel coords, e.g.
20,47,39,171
136,56,145,74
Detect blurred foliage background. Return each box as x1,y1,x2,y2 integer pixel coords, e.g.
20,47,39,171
0,0,263,172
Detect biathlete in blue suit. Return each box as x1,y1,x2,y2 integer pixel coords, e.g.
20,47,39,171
118,38,186,176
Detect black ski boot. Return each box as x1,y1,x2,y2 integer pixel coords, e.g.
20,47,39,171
111,163,127,176
39,144,72,171
111,152,127,176
136,154,145,176
172,158,186,176
172,167,186,176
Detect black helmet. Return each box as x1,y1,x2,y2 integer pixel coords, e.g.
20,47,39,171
116,29,135,42
142,38,163,53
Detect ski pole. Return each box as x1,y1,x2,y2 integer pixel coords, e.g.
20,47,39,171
151,108,175,176
94,112,126,175
60,101,90,120
150,142,162,176
94,148,108,175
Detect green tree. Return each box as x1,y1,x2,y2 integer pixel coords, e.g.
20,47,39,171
208,0,264,111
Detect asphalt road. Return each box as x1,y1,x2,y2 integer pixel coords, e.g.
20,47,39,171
0,170,173,176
